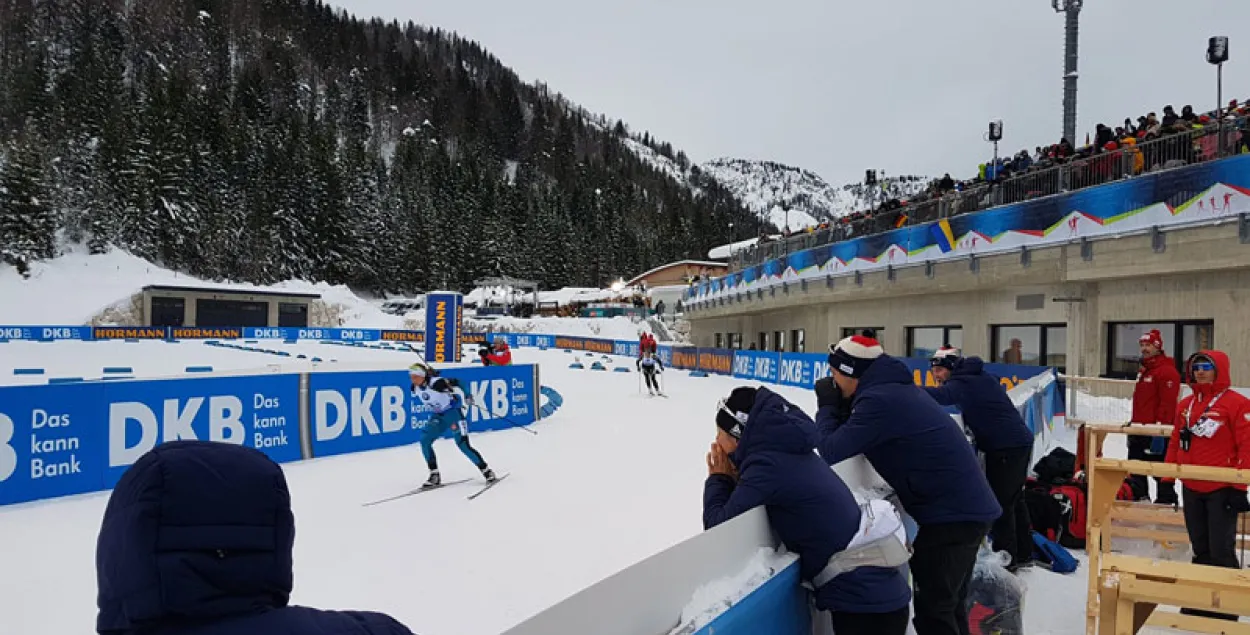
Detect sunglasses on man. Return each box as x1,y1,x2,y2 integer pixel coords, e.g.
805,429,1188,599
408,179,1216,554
1192,361,1216,372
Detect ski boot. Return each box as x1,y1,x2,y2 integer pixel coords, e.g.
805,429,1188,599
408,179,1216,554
421,470,441,489
481,467,498,484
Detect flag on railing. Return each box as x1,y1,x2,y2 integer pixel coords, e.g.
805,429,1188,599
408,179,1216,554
894,214,908,228
930,218,956,252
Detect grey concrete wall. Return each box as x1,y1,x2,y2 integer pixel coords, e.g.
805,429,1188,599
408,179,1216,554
688,221,1250,380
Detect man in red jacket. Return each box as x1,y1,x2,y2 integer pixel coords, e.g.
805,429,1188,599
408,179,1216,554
1128,329,1182,504
1163,350,1250,620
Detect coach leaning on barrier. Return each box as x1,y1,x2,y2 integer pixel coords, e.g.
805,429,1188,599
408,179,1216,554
813,335,1001,635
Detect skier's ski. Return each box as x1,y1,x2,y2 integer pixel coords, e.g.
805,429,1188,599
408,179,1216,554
362,478,472,507
467,473,510,500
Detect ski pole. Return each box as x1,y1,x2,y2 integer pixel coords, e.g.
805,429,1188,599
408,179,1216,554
470,402,537,437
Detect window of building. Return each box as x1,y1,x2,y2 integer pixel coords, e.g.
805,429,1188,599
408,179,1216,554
729,333,743,349
758,332,767,351
195,299,268,327
1106,321,1215,378
714,333,724,349
773,330,786,352
907,326,963,359
791,329,805,353
278,302,308,327
151,296,186,327
990,324,1067,372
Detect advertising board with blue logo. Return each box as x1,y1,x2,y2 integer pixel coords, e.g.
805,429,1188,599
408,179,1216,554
241,327,381,342
0,325,94,341
307,364,539,459
614,341,641,357
0,374,302,506
731,350,781,383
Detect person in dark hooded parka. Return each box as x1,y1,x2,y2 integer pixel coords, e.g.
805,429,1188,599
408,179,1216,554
925,347,1035,570
703,386,912,635
96,440,417,635
815,335,1000,635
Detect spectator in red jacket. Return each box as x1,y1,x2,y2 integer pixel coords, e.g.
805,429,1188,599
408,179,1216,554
1128,329,1182,504
1164,350,1250,621
479,339,512,366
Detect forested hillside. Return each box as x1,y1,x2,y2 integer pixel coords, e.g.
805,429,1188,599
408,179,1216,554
0,0,762,291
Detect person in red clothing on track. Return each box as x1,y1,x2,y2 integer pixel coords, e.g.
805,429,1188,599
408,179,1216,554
1127,329,1182,504
479,339,512,366
1163,350,1250,621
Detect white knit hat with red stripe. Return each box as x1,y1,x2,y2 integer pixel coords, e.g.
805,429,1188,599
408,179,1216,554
828,335,885,378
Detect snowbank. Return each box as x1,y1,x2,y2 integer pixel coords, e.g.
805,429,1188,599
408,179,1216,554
0,247,402,328
668,547,797,634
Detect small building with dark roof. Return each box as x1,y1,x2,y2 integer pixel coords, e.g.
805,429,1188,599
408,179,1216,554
141,285,322,328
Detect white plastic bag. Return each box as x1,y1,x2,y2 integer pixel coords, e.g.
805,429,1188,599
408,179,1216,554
965,543,1027,635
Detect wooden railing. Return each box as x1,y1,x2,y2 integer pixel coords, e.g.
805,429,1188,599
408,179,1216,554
1083,422,1250,635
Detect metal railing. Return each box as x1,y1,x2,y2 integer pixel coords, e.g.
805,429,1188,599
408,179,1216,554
726,118,1249,273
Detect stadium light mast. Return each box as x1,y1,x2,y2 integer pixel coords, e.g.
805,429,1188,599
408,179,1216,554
1052,0,1082,145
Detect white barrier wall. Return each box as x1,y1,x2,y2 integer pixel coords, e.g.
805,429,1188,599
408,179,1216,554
501,507,783,635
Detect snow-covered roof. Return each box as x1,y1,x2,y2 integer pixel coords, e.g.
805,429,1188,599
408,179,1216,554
626,260,726,286
707,237,766,260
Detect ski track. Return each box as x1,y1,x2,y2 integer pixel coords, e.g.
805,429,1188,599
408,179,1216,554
0,345,1100,635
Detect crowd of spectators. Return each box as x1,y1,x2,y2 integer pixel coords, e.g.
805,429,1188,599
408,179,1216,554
732,98,1250,270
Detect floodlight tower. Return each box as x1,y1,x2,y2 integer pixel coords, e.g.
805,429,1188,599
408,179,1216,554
1053,0,1082,145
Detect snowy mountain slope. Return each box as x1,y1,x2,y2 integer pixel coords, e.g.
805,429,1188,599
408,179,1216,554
699,158,933,229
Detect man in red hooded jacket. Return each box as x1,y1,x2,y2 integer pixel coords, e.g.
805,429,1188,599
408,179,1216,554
1127,329,1181,504
1163,350,1250,621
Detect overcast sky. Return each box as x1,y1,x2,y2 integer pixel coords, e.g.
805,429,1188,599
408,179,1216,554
336,0,1247,186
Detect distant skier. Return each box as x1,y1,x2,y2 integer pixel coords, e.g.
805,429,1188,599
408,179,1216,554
408,362,497,489
638,352,664,395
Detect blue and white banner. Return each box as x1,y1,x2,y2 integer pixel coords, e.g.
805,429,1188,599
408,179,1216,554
731,350,782,383
0,326,94,341
0,374,302,506
614,341,641,357
242,327,380,342
308,364,538,459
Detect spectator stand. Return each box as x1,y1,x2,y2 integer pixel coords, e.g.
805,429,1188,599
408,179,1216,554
725,100,1250,275
1082,422,1250,635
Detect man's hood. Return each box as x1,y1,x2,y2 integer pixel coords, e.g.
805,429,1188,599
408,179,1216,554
96,441,295,634
1186,350,1232,396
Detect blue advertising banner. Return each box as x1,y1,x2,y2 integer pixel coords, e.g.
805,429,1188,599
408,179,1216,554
773,353,828,389
0,374,302,506
731,350,781,383
308,364,538,459
0,326,94,341
424,293,464,363
289,327,380,342
656,345,674,368
614,341,641,357
102,374,303,486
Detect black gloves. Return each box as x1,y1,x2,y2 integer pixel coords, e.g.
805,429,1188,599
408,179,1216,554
814,376,850,419
814,376,840,408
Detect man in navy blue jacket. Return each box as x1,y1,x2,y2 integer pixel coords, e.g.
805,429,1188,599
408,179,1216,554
926,348,1035,569
815,335,1000,635
96,440,417,635
704,386,912,635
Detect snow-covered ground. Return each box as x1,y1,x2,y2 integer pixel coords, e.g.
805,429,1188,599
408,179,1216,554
0,340,1137,635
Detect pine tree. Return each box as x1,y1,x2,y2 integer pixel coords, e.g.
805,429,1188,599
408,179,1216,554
0,134,56,275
